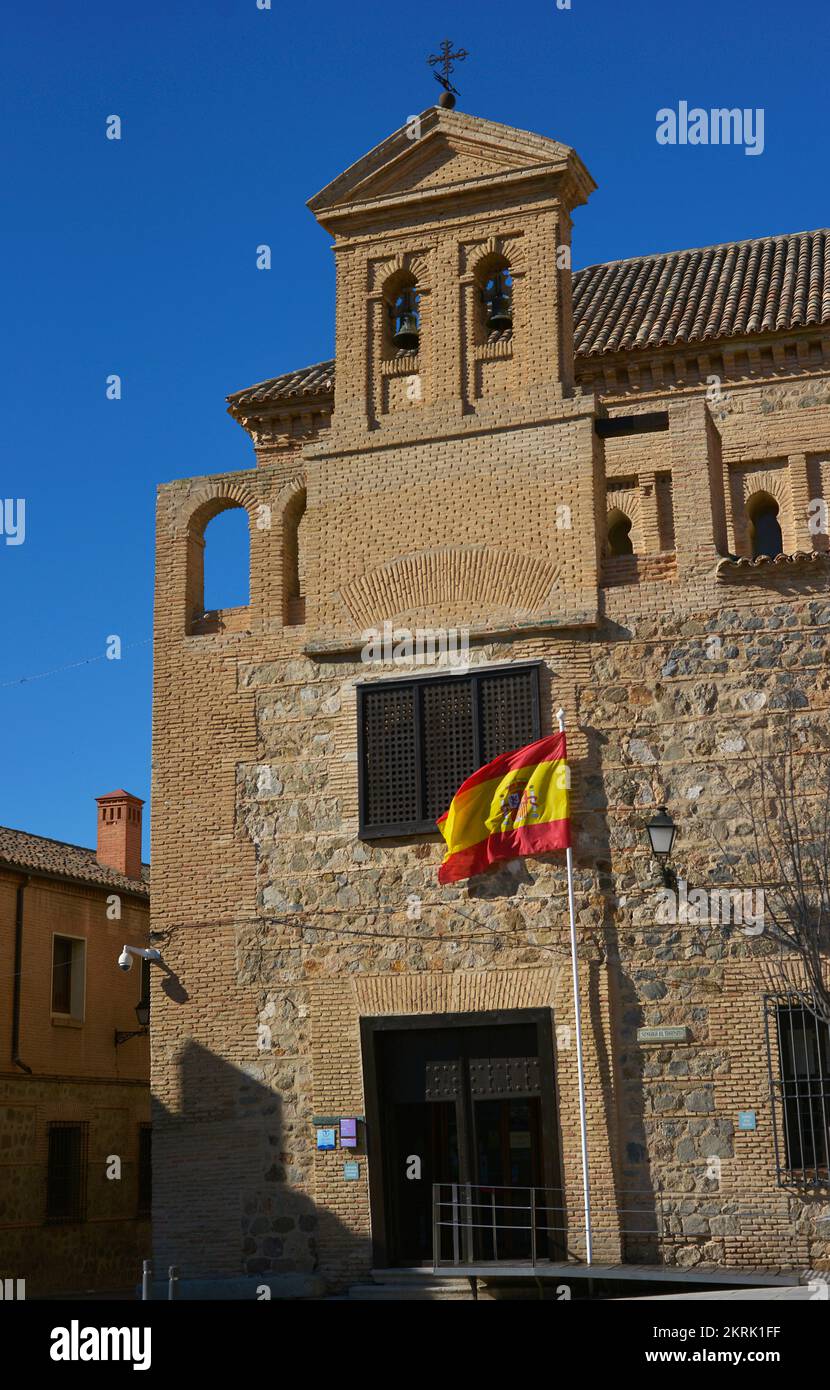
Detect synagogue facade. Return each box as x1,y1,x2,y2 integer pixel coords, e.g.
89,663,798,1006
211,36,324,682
150,106,830,1295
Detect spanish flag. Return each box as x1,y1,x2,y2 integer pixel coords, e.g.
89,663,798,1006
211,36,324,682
436,732,571,884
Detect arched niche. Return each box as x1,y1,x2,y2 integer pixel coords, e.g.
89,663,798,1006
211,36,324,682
184,493,254,635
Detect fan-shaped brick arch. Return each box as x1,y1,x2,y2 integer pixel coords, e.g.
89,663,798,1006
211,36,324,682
370,250,430,294
605,486,643,554
338,544,561,628
733,465,795,557
276,475,306,513
181,482,260,538
741,469,789,513
465,233,526,279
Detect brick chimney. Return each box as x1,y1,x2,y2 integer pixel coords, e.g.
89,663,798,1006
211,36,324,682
95,790,144,881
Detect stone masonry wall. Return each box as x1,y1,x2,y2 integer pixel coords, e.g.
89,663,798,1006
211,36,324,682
151,492,830,1289
150,111,830,1289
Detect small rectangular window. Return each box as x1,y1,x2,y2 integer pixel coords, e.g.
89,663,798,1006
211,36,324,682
46,1121,88,1223
51,936,85,1019
51,938,73,1013
358,663,541,837
137,1124,152,1217
766,993,830,1187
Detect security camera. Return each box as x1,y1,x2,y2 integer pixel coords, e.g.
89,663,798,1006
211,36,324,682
117,945,162,972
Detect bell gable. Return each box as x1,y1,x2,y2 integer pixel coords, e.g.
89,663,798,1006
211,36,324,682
308,107,595,233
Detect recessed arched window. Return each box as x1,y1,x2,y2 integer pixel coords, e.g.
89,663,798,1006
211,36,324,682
747,491,783,559
385,273,420,355
475,254,514,341
607,509,634,557
283,487,307,625
185,499,251,635
481,266,513,335
203,507,250,611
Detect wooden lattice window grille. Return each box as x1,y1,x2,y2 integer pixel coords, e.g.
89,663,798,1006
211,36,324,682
358,663,541,837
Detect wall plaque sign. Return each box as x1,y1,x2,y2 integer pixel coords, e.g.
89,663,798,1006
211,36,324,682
636,1026,690,1044
738,1110,757,1131
340,1118,358,1148
316,1128,336,1151
343,1161,360,1180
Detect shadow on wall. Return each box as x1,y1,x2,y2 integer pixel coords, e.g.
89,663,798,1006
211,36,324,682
575,720,660,1261
579,720,737,1266
151,1040,367,1299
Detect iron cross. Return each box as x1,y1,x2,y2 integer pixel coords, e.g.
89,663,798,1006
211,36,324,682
428,39,469,96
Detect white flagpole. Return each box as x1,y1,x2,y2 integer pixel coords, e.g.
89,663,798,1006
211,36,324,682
557,707,593,1265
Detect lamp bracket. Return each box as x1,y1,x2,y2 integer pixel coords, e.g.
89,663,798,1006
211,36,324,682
114,1027,149,1047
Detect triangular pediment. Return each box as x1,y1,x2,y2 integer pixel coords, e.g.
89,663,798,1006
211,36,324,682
308,108,595,224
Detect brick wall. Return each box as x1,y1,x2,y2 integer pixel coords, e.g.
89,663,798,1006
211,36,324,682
150,109,830,1292
0,870,150,1293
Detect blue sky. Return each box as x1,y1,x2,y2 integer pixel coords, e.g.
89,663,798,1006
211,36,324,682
2,0,828,860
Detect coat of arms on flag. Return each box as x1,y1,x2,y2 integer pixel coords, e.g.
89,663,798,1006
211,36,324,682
436,731,571,884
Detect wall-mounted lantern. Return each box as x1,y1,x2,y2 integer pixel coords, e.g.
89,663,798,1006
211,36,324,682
115,996,150,1047
644,806,678,888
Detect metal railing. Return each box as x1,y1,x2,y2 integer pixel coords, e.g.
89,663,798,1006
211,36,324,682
433,1182,830,1273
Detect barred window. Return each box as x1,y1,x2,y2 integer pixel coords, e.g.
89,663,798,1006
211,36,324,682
765,993,830,1187
137,1124,152,1217
46,1121,88,1223
358,664,541,837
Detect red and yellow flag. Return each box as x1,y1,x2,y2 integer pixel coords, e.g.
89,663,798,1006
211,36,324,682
436,732,571,884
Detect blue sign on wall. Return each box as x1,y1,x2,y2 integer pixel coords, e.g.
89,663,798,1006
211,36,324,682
343,1161,360,1180
316,1128,336,1151
738,1110,756,1131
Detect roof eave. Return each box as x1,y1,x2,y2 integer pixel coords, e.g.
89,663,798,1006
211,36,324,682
0,855,150,900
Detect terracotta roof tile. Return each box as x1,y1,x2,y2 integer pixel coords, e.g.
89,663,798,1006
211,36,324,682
227,229,830,407
227,360,335,408
0,826,150,896
574,229,830,355
716,551,830,580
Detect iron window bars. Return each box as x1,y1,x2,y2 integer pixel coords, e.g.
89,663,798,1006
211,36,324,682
357,663,541,837
764,991,830,1188
45,1121,88,1223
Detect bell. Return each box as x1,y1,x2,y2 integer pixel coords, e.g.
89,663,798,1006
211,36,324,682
487,295,513,331
486,272,513,332
391,288,420,352
393,311,420,352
